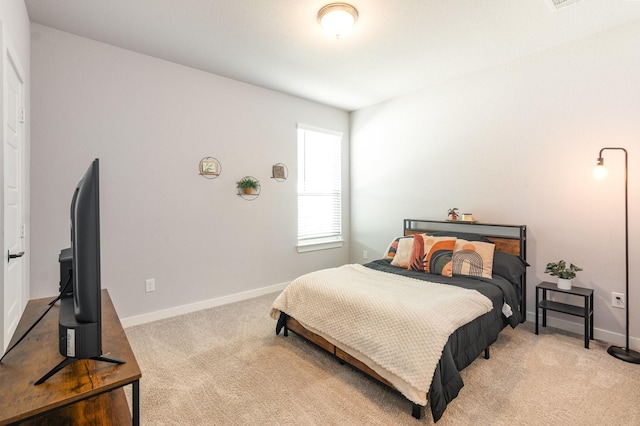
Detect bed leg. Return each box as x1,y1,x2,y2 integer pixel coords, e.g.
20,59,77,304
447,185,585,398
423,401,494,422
411,403,422,419
484,347,490,359
275,312,289,336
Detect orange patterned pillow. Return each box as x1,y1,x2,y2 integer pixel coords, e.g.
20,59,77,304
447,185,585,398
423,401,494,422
452,239,495,279
409,234,456,277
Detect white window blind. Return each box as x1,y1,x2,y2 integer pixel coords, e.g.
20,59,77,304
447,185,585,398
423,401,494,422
297,125,342,247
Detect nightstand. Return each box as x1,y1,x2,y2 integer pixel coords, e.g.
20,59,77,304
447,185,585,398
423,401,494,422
535,281,594,348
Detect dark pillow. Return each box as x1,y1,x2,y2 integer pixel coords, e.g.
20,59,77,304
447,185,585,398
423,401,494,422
492,251,528,284
425,231,491,243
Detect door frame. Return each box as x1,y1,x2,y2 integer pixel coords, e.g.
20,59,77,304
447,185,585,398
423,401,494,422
1,25,29,352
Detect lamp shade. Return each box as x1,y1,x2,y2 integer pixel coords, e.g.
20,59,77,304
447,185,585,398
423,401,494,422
318,3,358,39
592,164,608,179
593,157,608,179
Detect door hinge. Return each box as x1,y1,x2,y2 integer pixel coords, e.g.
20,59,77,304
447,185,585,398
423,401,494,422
20,223,25,238
20,109,25,124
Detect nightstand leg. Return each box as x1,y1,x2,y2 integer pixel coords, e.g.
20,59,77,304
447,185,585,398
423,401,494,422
542,289,547,328
590,294,594,339
535,286,540,334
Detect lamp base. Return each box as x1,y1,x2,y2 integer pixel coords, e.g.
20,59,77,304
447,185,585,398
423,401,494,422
607,345,640,364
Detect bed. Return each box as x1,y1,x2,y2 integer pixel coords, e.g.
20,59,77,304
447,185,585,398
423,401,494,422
271,219,527,422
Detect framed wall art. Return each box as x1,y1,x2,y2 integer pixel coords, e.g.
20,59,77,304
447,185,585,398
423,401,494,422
199,157,221,179
271,163,288,182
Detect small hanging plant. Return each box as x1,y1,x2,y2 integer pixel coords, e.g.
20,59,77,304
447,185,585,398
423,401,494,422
237,177,259,194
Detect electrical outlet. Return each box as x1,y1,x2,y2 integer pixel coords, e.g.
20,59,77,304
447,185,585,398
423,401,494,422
145,278,156,293
363,250,368,259
612,292,624,308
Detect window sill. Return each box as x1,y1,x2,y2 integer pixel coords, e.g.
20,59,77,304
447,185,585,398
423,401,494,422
297,239,345,253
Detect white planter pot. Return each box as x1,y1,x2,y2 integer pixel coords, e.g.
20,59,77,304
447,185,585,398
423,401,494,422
557,278,572,290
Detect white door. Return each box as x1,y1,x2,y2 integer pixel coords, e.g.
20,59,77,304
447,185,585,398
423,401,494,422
3,49,26,351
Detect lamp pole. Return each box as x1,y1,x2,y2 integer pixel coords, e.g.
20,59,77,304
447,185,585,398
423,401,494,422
596,147,640,363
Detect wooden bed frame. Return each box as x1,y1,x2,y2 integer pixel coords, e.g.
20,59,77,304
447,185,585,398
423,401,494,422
277,219,527,420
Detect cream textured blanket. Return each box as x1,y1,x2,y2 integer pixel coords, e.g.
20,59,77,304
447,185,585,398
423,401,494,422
270,264,493,405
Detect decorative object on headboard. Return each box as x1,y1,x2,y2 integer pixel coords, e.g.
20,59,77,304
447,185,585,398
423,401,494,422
237,176,261,201
593,147,640,364
447,208,459,221
461,213,476,222
199,157,221,179
271,163,288,182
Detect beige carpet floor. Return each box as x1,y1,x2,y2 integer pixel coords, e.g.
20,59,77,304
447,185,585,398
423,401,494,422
124,292,640,425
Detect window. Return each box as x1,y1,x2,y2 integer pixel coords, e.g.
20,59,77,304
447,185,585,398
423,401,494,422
297,124,343,252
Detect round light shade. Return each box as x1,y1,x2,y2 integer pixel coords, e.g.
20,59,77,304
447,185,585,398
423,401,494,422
593,157,608,179
592,164,608,179
318,3,358,39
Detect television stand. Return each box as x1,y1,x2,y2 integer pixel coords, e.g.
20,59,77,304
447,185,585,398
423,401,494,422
0,289,141,425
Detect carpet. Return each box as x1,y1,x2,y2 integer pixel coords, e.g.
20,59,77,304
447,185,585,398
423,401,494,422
124,292,640,425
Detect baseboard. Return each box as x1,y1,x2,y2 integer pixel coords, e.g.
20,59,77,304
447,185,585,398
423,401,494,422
525,310,640,351
121,282,289,328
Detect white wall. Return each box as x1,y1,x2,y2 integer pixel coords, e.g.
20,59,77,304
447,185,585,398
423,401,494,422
0,0,30,350
26,14,640,347
30,24,350,320
350,20,640,347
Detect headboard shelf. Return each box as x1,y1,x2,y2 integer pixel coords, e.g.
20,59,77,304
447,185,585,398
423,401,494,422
403,219,527,259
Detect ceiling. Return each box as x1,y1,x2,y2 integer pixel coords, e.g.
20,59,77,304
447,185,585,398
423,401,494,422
24,0,640,111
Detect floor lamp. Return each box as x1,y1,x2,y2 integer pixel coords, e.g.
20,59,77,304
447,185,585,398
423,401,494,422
593,147,640,363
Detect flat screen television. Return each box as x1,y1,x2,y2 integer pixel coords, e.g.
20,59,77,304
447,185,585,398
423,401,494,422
35,158,123,384
61,158,102,358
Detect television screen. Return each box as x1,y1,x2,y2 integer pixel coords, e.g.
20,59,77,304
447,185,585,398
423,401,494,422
55,158,103,360
71,158,101,325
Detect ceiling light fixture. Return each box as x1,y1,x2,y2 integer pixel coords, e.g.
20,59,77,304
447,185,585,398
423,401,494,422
318,3,358,39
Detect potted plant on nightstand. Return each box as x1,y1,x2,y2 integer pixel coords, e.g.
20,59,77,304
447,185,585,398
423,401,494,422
544,260,583,290
237,177,259,194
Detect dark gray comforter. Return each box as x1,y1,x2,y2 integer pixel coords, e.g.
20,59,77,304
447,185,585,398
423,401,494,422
363,259,522,422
